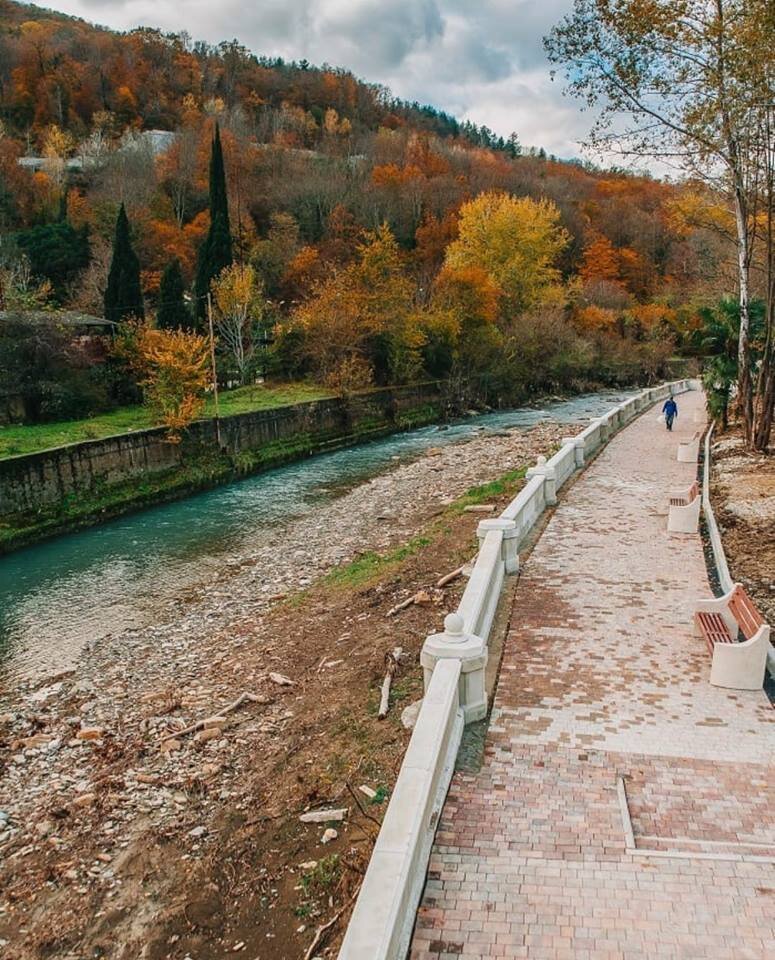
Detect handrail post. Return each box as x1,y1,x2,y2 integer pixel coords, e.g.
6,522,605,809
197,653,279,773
526,455,557,505
420,613,487,724
477,517,519,574
561,435,585,468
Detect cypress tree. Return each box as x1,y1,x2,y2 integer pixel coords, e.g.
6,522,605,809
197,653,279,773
104,203,144,322
194,124,232,322
157,258,191,330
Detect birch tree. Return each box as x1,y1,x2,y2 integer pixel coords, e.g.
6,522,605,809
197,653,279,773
545,0,775,448
212,262,264,385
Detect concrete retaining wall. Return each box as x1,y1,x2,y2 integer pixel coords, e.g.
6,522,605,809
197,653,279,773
339,378,695,960
0,382,444,520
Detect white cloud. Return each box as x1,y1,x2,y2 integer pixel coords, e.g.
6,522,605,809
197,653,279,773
33,0,598,160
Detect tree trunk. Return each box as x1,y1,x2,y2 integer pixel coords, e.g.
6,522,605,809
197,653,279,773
732,187,754,445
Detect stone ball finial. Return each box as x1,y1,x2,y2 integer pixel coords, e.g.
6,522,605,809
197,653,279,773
444,612,464,636
536,455,547,467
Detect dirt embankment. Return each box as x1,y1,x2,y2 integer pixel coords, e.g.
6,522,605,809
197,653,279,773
0,421,566,960
710,431,775,624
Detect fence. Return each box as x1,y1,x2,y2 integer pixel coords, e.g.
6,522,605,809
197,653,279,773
338,378,695,960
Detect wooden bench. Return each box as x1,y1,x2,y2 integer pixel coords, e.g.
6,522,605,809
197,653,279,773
667,480,700,532
677,431,701,463
694,584,770,689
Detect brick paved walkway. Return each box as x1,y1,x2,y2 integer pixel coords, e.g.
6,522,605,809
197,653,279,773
410,391,775,960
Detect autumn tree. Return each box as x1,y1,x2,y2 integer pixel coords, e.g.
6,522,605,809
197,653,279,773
157,258,191,330
194,124,232,323
294,224,423,388
105,203,144,322
444,192,569,314
212,263,265,385
546,0,775,447
118,322,210,440
424,265,504,384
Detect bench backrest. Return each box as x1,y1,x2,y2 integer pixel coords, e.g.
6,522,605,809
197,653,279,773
729,585,765,640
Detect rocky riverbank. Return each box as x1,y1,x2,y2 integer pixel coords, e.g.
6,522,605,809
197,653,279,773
0,418,569,960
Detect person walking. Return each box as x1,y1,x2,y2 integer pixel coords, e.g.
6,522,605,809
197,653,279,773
662,395,678,431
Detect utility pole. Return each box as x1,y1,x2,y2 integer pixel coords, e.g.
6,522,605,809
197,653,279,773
207,293,222,448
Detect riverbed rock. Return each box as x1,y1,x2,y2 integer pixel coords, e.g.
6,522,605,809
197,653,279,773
299,808,347,824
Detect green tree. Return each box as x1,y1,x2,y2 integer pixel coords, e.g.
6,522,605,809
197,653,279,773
194,124,232,323
13,222,90,302
157,258,191,330
104,203,144,322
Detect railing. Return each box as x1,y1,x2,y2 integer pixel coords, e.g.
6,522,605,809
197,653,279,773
338,659,464,959
702,423,775,675
337,378,694,960
457,528,505,641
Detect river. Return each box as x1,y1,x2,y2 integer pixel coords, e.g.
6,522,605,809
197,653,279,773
0,389,634,684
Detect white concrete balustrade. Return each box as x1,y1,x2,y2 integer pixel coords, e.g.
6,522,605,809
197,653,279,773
338,658,464,960
702,424,775,677
337,377,695,960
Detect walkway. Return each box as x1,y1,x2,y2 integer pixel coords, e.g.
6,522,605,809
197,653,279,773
410,390,775,960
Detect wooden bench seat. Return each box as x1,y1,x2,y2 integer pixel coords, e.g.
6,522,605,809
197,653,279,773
667,480,700,532
694,584,769,689
669,480,699,507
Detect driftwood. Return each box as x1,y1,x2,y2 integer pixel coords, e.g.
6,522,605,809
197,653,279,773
436,565,465,588
378,647,402,720
158,692,265,745
387,595,415,617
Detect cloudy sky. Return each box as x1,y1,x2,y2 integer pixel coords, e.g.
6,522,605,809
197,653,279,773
38,1,598,160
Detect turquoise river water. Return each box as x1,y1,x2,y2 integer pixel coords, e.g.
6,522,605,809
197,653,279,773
0,389,634,683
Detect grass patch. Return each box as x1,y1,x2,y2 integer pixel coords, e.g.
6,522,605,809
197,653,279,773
0,382,332,459
324,535,431,589
447,467,528,514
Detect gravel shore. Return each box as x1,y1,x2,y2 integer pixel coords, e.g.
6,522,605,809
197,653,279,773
1,418,568,960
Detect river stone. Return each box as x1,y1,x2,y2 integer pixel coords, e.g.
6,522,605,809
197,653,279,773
401,699,423,730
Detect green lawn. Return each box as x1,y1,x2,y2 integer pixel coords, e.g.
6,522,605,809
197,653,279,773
0,382,333,459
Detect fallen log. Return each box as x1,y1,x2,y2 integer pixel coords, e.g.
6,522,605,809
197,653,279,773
436,565,465,588
378,647,403,720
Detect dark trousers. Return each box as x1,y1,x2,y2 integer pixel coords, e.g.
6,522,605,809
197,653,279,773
666,413,675,431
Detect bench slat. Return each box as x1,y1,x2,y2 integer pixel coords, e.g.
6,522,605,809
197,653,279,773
697,612,732,654
728,586,765,640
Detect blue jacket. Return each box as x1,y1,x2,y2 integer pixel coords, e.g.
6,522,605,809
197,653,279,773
663,399,678,417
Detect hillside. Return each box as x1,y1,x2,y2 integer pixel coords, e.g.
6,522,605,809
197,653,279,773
0,0,724,426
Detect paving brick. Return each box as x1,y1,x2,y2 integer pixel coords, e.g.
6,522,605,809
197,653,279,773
409,392,775,959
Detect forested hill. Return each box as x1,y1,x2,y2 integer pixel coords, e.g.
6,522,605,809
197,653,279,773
0,0,726,422
0,1,516,154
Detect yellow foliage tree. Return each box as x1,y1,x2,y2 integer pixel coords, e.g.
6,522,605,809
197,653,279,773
118,323,210,441
212,263,265,385
294,224,424,388
444,192,569,313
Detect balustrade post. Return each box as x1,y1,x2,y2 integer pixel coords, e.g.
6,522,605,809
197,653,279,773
526,455,557,505
477,517,519,574
562,435,585,468
421,613,487,724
